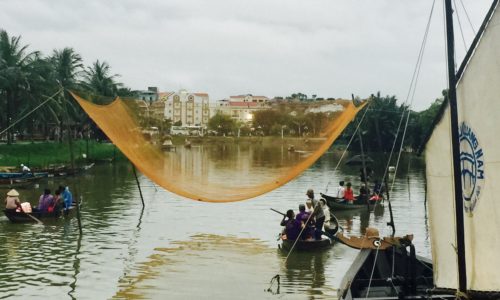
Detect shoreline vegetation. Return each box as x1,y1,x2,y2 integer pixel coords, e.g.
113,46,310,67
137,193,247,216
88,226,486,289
0,137,339,168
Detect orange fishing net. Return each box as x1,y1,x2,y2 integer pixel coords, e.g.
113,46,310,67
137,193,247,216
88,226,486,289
71,91,366,202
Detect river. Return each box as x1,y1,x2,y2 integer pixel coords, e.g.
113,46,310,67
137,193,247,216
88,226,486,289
0,147,429,299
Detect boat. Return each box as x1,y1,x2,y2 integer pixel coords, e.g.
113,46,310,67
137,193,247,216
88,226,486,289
34,163,95,177
0,172,48,179
0,172,48,188
184,139,192,148
320,193,380,211
338,1,500,298
3,206,75,223
161,139,175,151
280,236,333,251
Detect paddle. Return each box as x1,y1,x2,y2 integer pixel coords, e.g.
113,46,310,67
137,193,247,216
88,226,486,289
270,208,286,216
25,212,43,224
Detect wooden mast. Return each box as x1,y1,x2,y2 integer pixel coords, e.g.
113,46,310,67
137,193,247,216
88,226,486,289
444,0,467,294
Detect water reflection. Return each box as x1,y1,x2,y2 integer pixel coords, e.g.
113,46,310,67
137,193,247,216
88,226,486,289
0,151,429,298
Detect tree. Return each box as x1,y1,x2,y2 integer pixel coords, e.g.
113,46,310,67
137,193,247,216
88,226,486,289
82,60,121,98
0,29,38,143
208,113,236,136
50,47,84,141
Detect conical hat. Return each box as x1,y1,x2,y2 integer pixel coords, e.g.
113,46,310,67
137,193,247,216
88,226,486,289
7,189,19,197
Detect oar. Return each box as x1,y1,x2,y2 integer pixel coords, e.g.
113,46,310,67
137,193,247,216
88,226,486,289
270,208,286,216
25,212,43,224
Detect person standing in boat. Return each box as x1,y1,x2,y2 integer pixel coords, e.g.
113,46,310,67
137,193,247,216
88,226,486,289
358,183,370,204
344,182,355,204
37,189,54,213
280,209,301,240
306,188,325,240
4,189,23,213
370,179,383,201
59,185,73,210
319,199,331,230
296,204,314,239
335,181,345,199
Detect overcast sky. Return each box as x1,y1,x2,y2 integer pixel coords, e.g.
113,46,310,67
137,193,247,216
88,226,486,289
0,0,493,110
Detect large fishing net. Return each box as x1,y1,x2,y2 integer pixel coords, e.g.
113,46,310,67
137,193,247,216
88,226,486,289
71,91,366,202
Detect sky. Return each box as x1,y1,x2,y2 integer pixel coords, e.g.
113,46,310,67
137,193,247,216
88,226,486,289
0,0,493,111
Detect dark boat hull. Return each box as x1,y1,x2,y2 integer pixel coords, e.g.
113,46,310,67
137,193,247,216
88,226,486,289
280,237,333,251
0,174,48,188
321,193,379,211
3,206,76,223
338,247,457,299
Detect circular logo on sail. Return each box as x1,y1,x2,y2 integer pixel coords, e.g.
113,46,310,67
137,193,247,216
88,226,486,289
459,122,484,213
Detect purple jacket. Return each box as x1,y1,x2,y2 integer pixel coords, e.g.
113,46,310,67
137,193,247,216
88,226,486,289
38,194,54,211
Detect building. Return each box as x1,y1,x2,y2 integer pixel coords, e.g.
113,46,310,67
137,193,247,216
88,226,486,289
164,89,210,126
135,87,159,104
229,94,269,104
210,94,271,123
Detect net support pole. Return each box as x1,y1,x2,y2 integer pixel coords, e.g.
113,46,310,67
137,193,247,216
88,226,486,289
132,165,145,207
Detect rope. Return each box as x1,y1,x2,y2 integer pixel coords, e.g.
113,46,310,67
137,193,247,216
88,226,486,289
373,0,436,216
0,88,63,136
364,242,381,299
458,0,476,34
453,0,469,51
324,101,371,194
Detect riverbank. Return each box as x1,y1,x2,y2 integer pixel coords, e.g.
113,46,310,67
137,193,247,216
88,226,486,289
0,136,342,168
0,141,125,168
170,135,329,145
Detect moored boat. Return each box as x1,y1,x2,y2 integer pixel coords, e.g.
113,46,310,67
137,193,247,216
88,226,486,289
0,173,48,188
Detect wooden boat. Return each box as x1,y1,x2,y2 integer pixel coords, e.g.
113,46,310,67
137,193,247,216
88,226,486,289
0,173,48,188
3,206,75,223
339,1,500,298
0,172,48,179
34,163,95,177
320,193,380,211
161,139,176,151
3,200,80,223
280,236,333,251
338,247,442,299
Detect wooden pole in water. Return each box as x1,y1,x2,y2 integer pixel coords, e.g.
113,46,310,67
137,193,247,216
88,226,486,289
68,123,83,235
352,94,370,212
132,165,145,207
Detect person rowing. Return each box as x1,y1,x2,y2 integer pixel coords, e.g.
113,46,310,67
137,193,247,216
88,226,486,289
5,189,23,213
280,209,302,241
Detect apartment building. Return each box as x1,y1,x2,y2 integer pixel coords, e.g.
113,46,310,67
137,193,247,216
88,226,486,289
164,89,210,126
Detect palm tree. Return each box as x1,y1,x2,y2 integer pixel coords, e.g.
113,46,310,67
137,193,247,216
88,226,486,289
82,60,121,99
0,29,38,143
50,47,84,141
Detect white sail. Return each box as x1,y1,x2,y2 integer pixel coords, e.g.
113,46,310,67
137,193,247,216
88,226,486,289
425,3,500,291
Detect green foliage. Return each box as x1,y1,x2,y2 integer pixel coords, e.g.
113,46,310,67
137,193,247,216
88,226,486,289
345,91,446,153
0,29,128,143
208,113,237,135
0,141,124,167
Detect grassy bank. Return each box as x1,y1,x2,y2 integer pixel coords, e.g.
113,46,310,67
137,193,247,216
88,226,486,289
0,141,125,168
